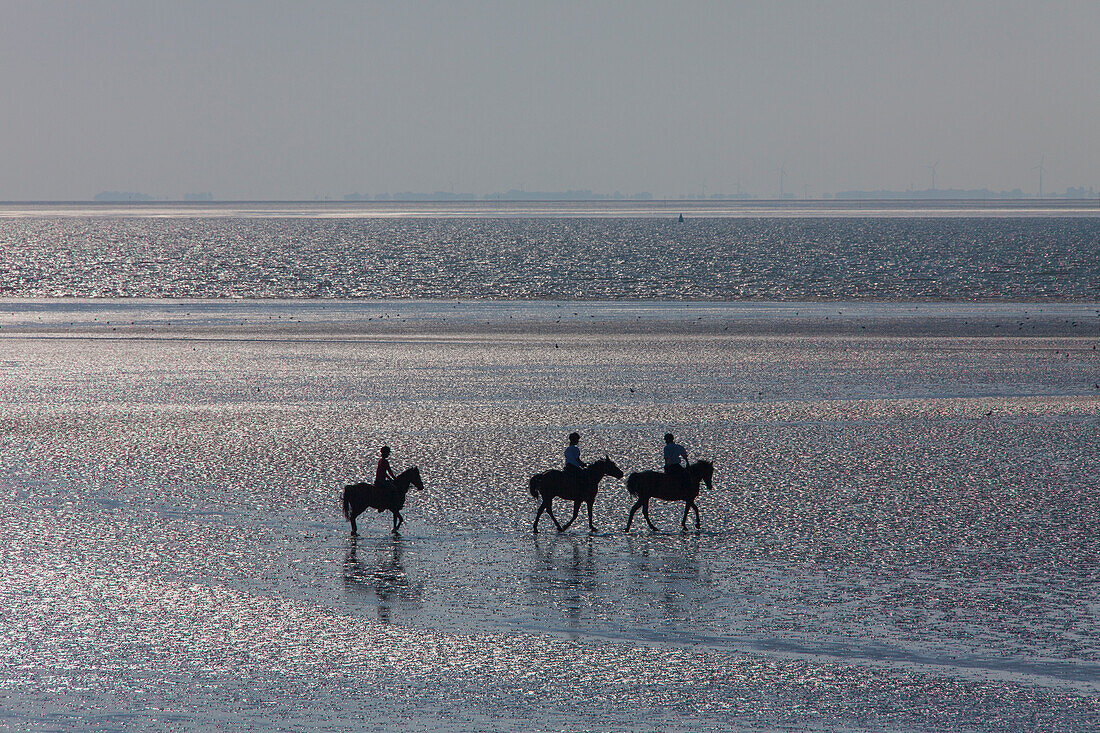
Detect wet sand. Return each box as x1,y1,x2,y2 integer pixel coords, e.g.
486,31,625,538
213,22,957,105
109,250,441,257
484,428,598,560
1,300,1098,731
2,299,1100,338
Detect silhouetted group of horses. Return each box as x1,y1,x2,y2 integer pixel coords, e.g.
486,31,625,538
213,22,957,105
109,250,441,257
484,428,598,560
341,457,715,534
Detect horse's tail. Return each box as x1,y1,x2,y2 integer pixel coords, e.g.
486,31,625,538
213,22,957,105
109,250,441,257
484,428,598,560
341,485,353,521
626,473,641,497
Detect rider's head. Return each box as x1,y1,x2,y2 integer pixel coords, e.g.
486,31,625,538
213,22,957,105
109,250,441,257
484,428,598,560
568,432,580,445
664,433,674,443
380,446,391,457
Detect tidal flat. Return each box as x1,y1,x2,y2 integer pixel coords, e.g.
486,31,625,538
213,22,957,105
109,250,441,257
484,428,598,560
1,300,1098,731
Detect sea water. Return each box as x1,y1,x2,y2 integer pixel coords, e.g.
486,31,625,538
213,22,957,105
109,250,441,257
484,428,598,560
2,202,1099,300
1,205,1099,731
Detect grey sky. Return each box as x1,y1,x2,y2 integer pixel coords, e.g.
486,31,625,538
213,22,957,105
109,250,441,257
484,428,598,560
2,1,1097,200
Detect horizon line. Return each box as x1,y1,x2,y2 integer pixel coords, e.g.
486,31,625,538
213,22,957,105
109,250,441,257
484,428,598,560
2,197,1100,206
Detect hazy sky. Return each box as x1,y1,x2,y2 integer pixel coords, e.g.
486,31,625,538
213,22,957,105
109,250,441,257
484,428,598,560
2,1,1097,200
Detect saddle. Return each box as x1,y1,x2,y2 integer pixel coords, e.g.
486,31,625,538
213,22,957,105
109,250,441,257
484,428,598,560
663,466,691,492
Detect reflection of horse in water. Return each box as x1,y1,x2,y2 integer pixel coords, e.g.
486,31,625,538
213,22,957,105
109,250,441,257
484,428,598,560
343,536,423,624
342,466,424,534
624,460,714,531
529,456,624,532
531,534,597,628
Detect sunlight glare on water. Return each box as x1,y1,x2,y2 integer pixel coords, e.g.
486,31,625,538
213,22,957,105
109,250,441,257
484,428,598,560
1,301,1098,730
2,207,1099,299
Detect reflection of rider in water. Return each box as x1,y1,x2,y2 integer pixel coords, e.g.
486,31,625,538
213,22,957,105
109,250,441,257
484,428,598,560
564,432,586,485
663,433,689,486
375,446,397,492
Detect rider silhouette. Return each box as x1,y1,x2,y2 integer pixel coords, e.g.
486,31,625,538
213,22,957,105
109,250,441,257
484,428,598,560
375,446,397,493
663,433,689,489
564,432,586,487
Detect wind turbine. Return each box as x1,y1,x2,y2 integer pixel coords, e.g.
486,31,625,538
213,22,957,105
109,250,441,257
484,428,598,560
926,161,939,192
1032,155,1046,198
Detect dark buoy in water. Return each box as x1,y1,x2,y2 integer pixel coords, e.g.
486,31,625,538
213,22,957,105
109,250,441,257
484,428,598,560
678,213,684,222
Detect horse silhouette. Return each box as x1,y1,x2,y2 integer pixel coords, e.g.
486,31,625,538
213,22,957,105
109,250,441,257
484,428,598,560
342,466,424,534
624,460,714,531
529,456,624,532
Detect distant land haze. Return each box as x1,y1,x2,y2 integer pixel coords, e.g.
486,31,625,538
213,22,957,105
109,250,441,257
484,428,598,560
87,187,1100,203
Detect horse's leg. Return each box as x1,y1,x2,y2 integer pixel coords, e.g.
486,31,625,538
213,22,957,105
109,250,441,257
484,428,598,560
349,504,364,535
544,498,566,531
533,500,545,532
586,500,596,531
642,499,658,531
560,501,581,531
625,499,643,531
692,501,701,528
391,510,402,532
536,498,564,532
681,501,691,530
541,493,567,528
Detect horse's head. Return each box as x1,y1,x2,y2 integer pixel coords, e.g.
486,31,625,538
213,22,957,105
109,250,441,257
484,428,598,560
691,459,714,492
405,466,424,491
596,454,624,480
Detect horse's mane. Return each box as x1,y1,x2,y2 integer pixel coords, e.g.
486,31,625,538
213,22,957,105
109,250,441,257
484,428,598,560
689,459,713,474
585,456,621,477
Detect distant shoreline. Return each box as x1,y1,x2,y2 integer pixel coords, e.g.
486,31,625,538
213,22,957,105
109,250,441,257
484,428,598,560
1,199,1098,220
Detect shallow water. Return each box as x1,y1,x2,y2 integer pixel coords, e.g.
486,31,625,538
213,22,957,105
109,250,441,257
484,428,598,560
2,301,1098,730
